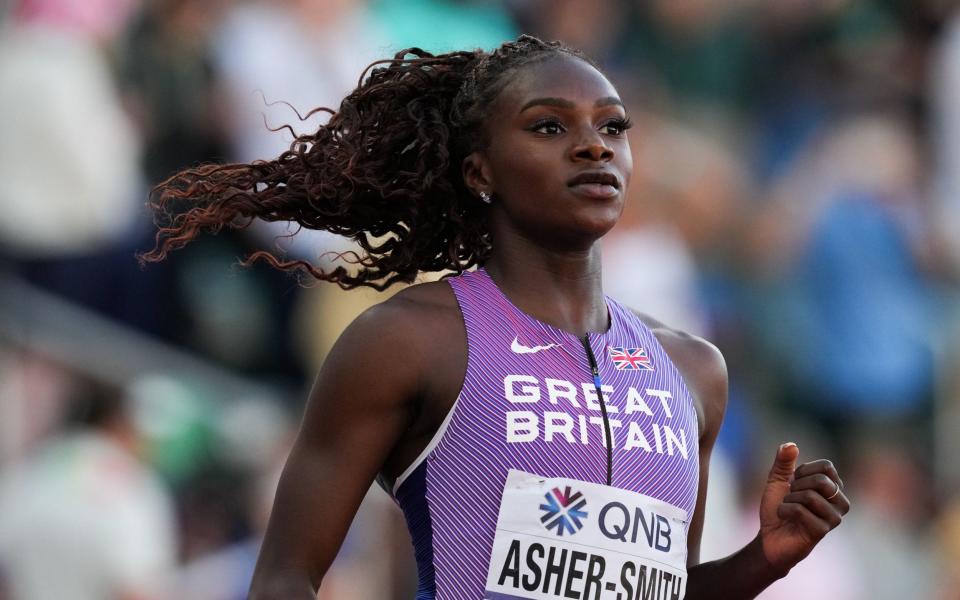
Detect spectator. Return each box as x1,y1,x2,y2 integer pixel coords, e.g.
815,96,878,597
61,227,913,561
0,375,177,600
0,0,140,258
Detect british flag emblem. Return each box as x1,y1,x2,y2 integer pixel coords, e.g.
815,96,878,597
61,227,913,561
608,346,654,371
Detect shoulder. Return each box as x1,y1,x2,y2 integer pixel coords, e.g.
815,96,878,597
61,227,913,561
630,310,728,440
317,279,467,481
326,279,464,388
302,278,465,439
335,278,461,355
360,278,461,338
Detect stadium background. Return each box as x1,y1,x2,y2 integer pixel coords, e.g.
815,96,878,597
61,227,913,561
1,0,959,598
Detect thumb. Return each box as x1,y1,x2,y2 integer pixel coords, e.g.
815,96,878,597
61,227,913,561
768,442,799,484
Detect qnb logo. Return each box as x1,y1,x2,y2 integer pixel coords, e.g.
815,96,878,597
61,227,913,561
539,486,588,536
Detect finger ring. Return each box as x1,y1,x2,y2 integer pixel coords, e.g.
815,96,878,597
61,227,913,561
826,480,841,501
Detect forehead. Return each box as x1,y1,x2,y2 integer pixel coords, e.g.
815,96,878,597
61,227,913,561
493,54,620,113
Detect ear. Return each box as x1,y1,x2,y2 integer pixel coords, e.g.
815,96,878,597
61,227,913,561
462,151,493,198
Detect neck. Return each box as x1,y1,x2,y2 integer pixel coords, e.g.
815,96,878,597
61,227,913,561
484,232,607,336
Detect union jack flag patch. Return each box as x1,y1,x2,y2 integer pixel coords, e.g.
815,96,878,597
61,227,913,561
608,346,654,371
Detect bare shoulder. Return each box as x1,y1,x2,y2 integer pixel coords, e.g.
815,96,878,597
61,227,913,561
635,312,727,391
631,311,728,438
332,278,466,481
308,277,465,424
328,278,466,401
387,277,461,314
343,279,461,348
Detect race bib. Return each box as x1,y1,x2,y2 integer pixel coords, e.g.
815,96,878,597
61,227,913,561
484,470,688,600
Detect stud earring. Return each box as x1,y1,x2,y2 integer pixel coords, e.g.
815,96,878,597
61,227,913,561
479,191,492,204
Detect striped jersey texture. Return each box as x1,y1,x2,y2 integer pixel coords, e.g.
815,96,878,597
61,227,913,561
392,268,700,599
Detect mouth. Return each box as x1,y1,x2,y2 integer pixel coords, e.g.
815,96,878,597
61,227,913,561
566,171,621,199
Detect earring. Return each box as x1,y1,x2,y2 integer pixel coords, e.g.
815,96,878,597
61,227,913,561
479,191,492,204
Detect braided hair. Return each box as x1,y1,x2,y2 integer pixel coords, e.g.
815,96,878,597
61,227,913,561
141,35,592,290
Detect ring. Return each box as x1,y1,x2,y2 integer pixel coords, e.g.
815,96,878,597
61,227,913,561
826,481,841,501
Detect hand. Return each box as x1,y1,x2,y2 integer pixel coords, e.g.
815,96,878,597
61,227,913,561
758,442,850,575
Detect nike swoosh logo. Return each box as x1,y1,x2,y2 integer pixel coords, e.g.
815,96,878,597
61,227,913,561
511,336,560,354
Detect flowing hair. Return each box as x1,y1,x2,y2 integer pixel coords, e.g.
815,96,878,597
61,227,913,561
140,35,590,289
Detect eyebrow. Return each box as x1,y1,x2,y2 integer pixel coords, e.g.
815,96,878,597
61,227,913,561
519,96,624,114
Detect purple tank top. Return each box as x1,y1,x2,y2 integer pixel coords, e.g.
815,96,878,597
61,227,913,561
393,268,700,599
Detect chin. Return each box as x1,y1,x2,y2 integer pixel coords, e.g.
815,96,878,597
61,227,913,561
555,213,621,249
576,203,623,238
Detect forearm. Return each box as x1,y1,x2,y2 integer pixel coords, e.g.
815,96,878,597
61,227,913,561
685,534,789,600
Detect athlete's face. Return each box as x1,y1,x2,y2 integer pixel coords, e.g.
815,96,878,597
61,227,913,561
465,54,632,250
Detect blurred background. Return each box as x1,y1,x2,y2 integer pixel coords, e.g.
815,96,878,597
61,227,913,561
1,0,959,598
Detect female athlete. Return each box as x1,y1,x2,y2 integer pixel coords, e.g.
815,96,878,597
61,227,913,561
144,35,850,600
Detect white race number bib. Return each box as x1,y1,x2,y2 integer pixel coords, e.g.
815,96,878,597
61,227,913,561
484,470,688,600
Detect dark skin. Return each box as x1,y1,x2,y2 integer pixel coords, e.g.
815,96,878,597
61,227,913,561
248,55,850,599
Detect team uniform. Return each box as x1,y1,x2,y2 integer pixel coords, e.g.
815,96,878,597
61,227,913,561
392,269,700,600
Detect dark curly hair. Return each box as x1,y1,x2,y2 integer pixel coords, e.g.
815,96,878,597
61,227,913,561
140,35,592,289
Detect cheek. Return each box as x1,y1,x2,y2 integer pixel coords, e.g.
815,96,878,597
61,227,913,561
619,145,633,189
490,141,560,192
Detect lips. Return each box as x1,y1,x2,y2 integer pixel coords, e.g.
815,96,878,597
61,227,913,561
567,170,621,199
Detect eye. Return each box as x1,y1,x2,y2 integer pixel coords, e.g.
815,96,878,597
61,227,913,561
529,118,565,135
600,117,633,136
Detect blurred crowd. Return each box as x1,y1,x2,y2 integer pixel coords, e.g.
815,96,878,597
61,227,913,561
1,0,959,598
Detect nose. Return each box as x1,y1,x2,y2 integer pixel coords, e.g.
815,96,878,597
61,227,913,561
570,129,614,163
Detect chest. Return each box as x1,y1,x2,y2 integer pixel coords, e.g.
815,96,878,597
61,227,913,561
469,344,697,460
443,332,699,501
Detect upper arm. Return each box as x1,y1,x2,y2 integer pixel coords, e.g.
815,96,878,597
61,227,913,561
677,336,728,568
637,312,728,568
250,300,427,594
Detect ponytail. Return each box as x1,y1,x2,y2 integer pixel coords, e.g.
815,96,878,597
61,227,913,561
141,35,589,289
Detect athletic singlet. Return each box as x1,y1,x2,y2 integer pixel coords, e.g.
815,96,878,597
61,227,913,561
392,268,700,599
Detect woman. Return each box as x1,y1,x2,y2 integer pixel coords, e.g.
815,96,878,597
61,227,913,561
144,36,849,600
